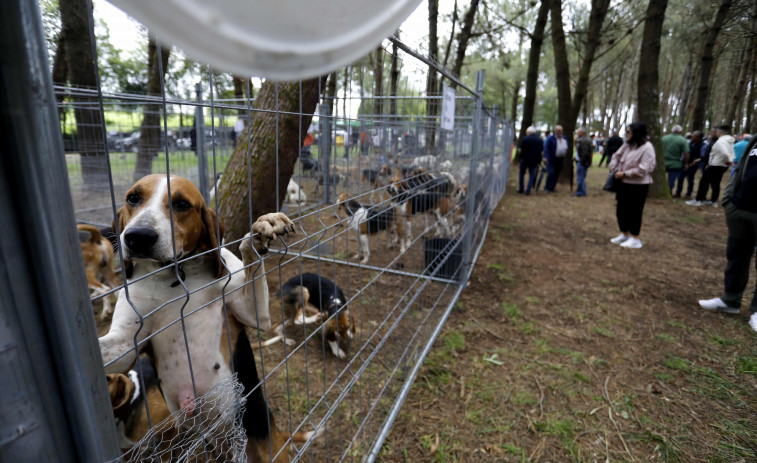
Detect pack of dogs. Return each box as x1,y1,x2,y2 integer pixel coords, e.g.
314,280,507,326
78,157,471,462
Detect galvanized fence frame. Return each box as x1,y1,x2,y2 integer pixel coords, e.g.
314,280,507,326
1,1,513,461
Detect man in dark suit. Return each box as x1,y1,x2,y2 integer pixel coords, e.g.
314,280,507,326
517,126,543,195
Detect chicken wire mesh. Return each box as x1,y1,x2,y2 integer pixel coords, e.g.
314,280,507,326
24,5,514,461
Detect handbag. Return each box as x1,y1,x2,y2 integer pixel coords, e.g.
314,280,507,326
603,171,619,192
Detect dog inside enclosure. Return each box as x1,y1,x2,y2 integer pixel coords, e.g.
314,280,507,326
78,223,118,319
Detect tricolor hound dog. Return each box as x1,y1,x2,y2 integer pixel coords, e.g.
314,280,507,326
336,192,399,264
387,167,455,244
262,273,355,359
98,174,297,461
78,224,117,319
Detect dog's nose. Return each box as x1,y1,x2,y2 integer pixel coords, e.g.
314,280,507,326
124,227,158,255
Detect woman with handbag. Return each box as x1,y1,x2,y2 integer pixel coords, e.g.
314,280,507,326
607,122,657,249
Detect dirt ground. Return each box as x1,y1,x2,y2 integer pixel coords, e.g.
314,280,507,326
379,166,757,462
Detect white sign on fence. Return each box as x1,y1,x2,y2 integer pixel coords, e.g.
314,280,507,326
440,83,455,131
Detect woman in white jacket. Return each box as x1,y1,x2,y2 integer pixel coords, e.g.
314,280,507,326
608,122,657,249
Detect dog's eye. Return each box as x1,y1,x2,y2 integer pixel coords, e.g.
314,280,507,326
172,199,191,211
126,193,140,206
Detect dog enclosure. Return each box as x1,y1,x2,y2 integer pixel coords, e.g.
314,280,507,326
1,1,512,461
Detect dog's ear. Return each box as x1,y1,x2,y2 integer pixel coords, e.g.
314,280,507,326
107,373,135,420
200,206,227,279
112,208,134,279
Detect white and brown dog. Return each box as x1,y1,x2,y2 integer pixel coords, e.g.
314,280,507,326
98,174,297,461
336,192,399,264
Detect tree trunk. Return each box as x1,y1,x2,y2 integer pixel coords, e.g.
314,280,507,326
519,0,551,143
60,0,107,189
233,76,248,115
426,0,439,155
636,0,669,198
390,39,400,153
550,0,575,183
373,47,384,117
690,0,733,132
725,42,752,129
569,0,611,125
747,44,757,132
442,0,458,69
675,56,692,125
134,36,171,182
451,0,481,82
217,79,320,253
51,33,68,122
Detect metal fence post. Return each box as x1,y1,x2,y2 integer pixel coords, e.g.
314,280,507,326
319,104,332,203
195,82,210,203
0,0,121,461
459,70,485,282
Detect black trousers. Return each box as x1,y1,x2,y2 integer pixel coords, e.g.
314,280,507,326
695,165,728,202
598,152,610,167
676,164,699,197
616,182,649,236
545,157,564,192
721,203,757,312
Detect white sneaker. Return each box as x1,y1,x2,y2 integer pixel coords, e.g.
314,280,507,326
698,297,740,315
620,237,642,249
610,233,630,244
685,199,703,206
749,313,757,333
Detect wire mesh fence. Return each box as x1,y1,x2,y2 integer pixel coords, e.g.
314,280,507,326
23,6,513,461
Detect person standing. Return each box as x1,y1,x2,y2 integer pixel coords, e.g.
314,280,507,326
599,130,624,167
732,134,751,176
677,130,705,199
543,125,568,193
517,126,543,195
687,125,735,206
662,125,689,196
608,122,656,249
574,127,593,197
698,136,757,332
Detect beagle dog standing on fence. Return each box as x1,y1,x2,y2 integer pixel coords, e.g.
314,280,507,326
98,174,299,461
78,224,118,319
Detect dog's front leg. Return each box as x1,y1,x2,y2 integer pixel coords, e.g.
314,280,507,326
99,291,147,374
235,213,296,332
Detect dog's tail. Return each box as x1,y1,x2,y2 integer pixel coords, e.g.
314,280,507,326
77,224,103,244
234,327,276,441
286,425,325,444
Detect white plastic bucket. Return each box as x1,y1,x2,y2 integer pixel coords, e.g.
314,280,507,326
107,0,423,80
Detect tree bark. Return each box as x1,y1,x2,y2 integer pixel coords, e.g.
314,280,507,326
636,0,669,198
373,47,384,117
232,76,248,115
426,0,439,155
550,0,575,183
690,0,733,132
134,36,171,182
519,0,551,144
217,79,320,253
725,42,752,129
569,0,611,125
451,0,481,82
747,44,757,133
60,0,107,189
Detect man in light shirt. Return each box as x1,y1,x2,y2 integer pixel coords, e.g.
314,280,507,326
543,125,568,193
686,125,734,207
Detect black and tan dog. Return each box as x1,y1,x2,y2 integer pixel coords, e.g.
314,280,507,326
263,273,355,359
387,166,455,244
336,192,398,263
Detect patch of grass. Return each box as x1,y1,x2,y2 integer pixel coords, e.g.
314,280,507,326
591,326,615,338
520,322,538,335
572,371,590,383
512,390,538,406
500,443,522,455
487,263,504,272
734,355,757,378
488,263,514,283
533,417,579,458
502,302,522,319
525,296,540,304
656,333,677,343
709,334,739,347
675,214,705,224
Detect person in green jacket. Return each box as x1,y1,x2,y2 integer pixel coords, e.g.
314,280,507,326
662,125,689,196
